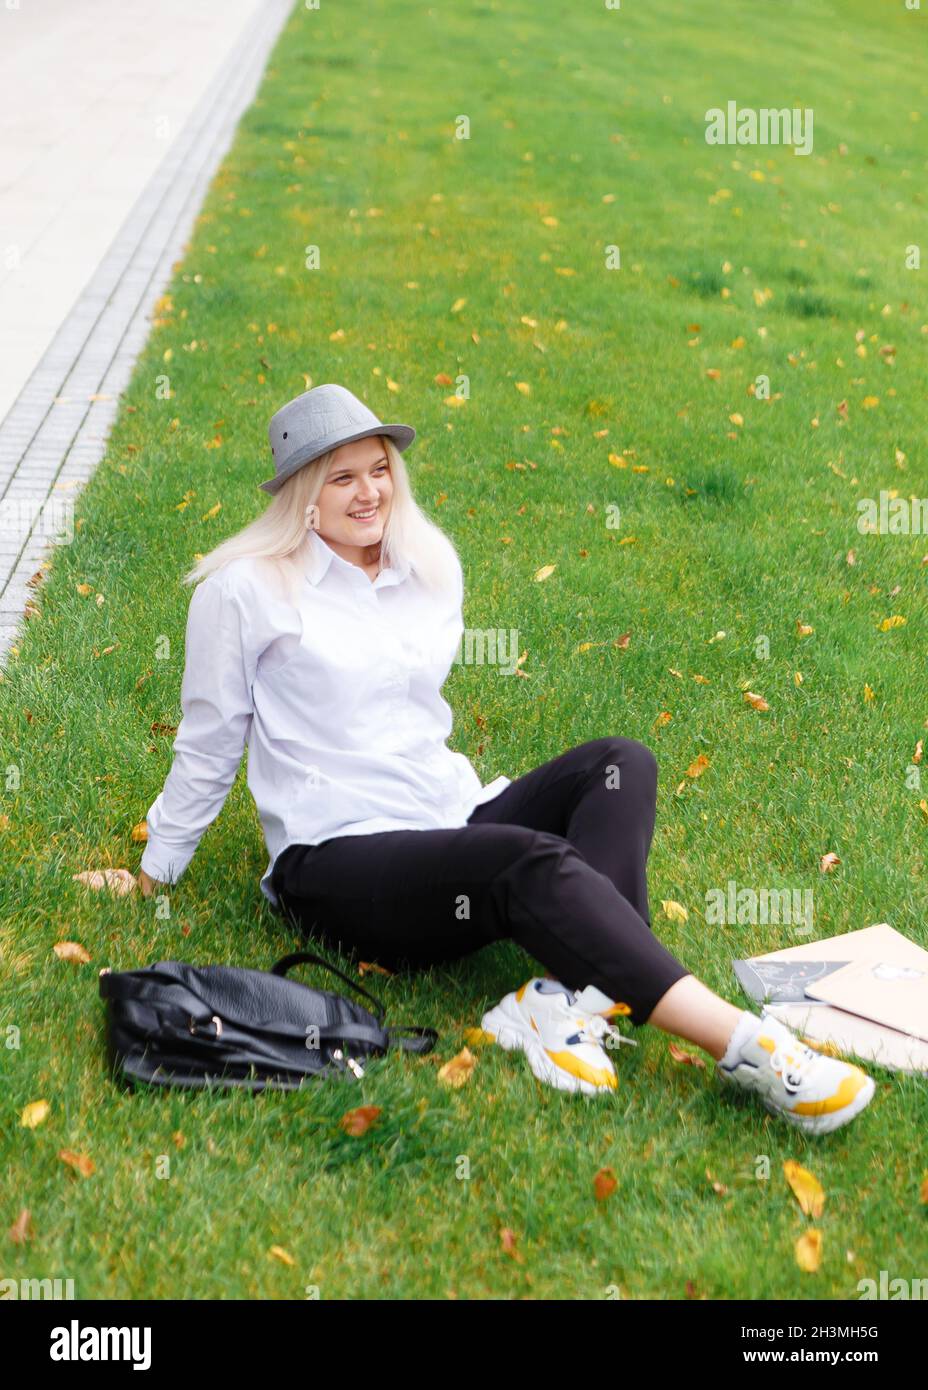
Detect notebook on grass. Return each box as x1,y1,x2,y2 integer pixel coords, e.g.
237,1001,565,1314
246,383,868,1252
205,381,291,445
803,955,928,1044
747,924,928,1074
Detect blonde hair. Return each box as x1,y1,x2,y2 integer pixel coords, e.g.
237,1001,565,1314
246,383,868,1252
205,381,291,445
182,434,461,604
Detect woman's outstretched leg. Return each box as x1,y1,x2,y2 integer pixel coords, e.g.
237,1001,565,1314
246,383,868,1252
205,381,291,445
274,818,874,1134
641,975,744,1061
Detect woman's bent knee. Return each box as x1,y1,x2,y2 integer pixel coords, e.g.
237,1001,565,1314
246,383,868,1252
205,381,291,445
585,735,658,790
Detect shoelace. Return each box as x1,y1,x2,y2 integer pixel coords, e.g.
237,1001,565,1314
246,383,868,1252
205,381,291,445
769,1038,819,1092
571,1009,638,1050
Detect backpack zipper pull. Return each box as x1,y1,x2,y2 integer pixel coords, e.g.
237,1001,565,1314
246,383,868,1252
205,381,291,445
332,1048,365,1079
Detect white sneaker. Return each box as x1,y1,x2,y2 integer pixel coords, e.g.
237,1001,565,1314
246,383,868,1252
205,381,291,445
481,978,634,1096
717,1008,876,1135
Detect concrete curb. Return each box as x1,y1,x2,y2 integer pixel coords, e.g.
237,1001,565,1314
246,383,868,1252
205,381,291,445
0,0,295,665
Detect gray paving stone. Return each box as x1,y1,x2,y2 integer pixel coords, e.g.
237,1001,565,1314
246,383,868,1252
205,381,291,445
0,0,293,667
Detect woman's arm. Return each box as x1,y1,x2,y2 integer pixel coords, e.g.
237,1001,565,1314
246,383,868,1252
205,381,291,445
138,574,256,892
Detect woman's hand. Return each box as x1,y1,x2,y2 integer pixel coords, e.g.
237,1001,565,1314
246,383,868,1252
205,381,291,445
137,867,159,897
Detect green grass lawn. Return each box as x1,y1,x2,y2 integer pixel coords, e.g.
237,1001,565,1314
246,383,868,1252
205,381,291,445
3,0,927,1299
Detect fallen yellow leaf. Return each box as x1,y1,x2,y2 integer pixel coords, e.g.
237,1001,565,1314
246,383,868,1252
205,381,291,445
8,1209,32,1244
357,960,394,979
437,1047,476,1088
500,1227,523,1261
661,900,688,924
339,1105,382,1136
52,941,91,965
668,1041,706,1068
795,1228,823,1272
58,1149,95,1179
71,868,137,895
21,1100,50,1129
783,1160,825,1219
685,754,710,779
463,1027,495,1046
594,1167,618,1201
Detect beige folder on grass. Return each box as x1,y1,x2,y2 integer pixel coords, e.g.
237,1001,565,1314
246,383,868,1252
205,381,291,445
752,924,928,1074
803,954,928,1044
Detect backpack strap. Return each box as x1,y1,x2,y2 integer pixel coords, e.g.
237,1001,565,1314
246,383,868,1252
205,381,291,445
271,946,387,1023
271,951,436,1054
385,1025,438,1055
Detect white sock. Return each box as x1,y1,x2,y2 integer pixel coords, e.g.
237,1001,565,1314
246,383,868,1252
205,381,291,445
719,1010,762,1068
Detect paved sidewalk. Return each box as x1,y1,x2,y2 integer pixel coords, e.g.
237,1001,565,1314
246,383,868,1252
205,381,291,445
0,0,295,663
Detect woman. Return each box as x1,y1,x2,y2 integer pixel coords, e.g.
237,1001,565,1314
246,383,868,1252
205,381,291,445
138,383,875,1134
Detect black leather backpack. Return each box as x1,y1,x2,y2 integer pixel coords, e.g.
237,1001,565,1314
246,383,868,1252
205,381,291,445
99,949,437,1092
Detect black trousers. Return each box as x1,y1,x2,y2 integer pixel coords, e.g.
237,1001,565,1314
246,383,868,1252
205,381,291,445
271,737,692,1025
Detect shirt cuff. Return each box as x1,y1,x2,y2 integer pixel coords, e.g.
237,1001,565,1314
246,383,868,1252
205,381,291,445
139,836,196,886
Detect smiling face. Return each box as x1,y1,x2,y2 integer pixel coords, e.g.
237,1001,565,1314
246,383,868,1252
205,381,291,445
312,435,394,568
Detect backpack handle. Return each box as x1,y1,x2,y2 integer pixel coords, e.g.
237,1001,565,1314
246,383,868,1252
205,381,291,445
271,943,387,1023
271,951,436,1054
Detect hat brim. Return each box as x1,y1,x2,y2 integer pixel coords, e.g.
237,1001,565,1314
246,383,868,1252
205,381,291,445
258,423,416,494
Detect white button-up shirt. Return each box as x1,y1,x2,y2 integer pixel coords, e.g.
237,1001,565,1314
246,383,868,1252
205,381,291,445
140,529,511,909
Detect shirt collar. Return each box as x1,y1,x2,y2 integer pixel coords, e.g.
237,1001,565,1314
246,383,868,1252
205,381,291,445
304,528,411,589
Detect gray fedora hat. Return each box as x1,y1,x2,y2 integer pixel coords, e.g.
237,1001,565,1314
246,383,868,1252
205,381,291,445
260,382,416,494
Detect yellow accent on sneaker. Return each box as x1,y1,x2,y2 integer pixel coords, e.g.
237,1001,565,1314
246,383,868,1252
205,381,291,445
544,1048,618,1089
791,1068,870,1116
516,981,529,1003
757,1031,870,1115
